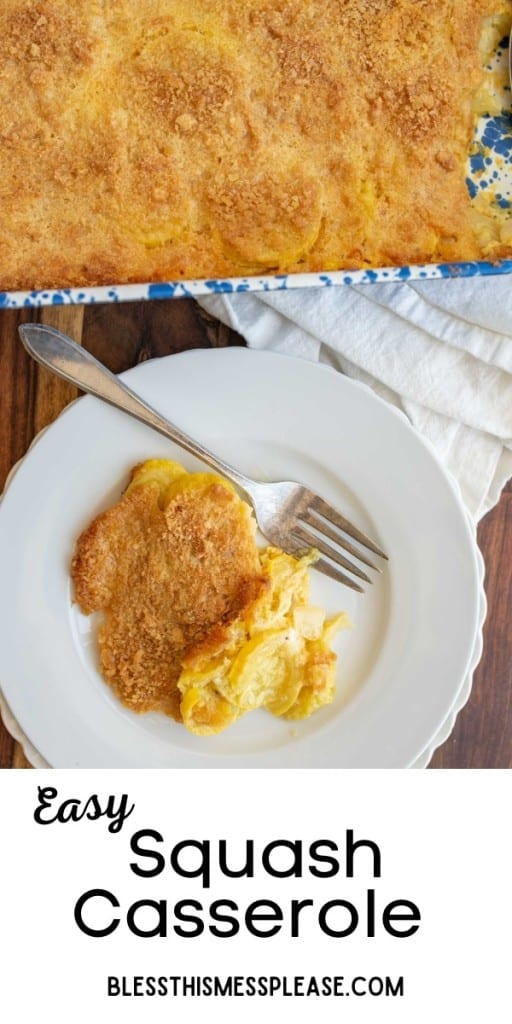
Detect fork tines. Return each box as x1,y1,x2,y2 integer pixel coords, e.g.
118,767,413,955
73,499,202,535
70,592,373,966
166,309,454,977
294,495,387,593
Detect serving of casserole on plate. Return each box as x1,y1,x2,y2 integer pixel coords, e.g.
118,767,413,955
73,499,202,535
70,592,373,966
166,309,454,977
0,350,486,767
0,0,511,307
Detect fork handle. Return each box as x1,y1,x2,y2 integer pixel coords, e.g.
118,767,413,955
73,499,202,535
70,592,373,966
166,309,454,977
18,323,256,494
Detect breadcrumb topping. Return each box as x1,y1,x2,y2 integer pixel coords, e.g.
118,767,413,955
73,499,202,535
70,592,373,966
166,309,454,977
0,0,509,289
72,474,264,719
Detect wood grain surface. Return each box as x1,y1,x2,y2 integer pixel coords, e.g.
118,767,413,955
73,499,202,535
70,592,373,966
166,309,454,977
0,300,510,769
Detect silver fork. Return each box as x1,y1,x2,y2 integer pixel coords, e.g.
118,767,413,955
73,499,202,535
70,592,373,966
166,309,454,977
19,323,387,593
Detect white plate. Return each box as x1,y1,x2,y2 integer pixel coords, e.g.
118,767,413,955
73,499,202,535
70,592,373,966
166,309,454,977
0,349,484,768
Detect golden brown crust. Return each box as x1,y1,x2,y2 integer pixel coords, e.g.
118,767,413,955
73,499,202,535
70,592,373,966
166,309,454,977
71,476,264,719
0,0,510,290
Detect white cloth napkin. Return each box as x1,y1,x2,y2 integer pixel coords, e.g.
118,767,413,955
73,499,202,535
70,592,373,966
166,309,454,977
199,277,512,521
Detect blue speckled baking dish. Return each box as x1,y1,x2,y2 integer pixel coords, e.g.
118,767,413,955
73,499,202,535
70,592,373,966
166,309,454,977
1,35,510,309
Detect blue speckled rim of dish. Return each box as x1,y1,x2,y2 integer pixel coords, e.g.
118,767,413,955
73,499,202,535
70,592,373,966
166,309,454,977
1,258,512,309
1,37,510,309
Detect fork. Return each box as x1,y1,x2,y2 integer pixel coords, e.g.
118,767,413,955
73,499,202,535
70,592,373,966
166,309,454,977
19,323,387,592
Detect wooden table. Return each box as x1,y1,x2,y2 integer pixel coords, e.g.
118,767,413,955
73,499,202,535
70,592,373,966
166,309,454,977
1,300,510,768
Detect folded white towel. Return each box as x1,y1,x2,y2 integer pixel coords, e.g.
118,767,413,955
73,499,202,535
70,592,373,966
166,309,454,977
199,276,512,520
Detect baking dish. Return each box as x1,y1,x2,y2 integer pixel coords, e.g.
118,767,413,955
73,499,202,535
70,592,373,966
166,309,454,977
0,17,510,310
